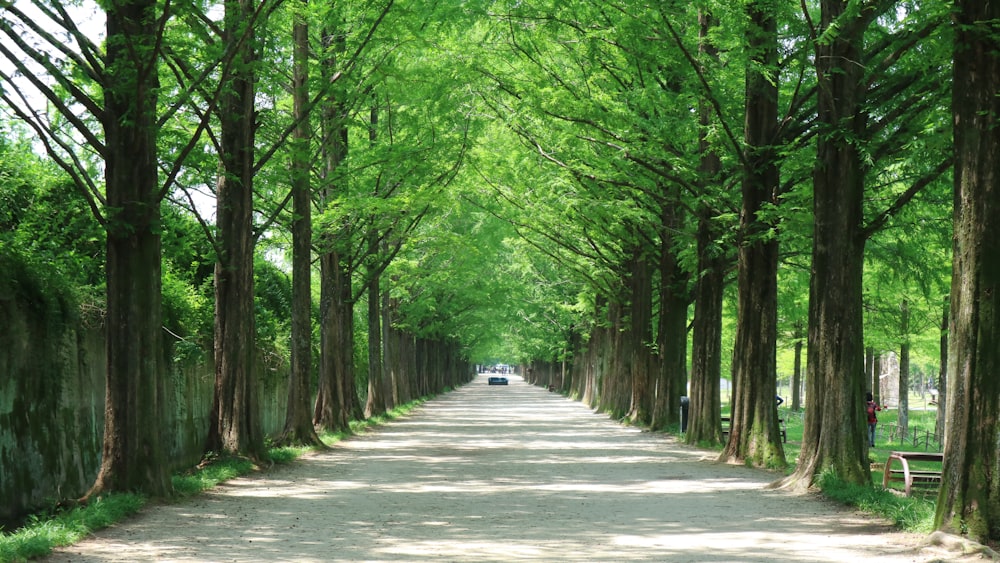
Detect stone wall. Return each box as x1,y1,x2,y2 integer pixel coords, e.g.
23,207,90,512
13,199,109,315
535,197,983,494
0,297,289,526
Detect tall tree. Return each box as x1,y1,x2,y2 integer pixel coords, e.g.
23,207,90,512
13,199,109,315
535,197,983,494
206,0,266,460
279,0,323,446
722,0,786,468
93,0,172,497
313,12,356,432
934,0,1000,543
781,0,874,489
685,7,727,446
0,0,173,497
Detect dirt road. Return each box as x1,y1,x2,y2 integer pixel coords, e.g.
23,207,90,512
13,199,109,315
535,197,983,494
46,375,975,562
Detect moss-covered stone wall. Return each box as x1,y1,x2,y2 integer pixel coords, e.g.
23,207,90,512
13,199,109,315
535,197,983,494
0,298,289,527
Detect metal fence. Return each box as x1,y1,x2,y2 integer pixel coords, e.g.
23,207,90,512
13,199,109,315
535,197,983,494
880,423,942,451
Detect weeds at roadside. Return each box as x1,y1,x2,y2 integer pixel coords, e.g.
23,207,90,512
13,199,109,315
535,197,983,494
817,469,936,533
0,494,144,563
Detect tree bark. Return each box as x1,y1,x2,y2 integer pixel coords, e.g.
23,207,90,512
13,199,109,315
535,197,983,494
934,1,1000,542
722,0,785,468
313,23,358,432
935,299,947,440
865,346,875,400
280,4,322,447
684,7,724,445
791,321,803,412
87,0,171,498
652,197,689,432
364,237,386,418
780,0,872,489
626,246,655,426
598,297,630,419
898,299,910,439
687,208,725,445
206,0,265,461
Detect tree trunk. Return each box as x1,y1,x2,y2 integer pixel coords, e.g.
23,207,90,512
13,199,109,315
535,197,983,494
206,0,264,461
313,23,357,432
653,199,689,432
280,6,322,447
935,299,947,440
364,253,385,418
873,354,883,405
865,346,875,400
685,8,725,446
599,298,631,419
722,0,785,468
86,0,171,498
626,246,654,426
687,209,725,445
898,299,910,439
791,321,803,412
780,0,872,490
934,1,1000,542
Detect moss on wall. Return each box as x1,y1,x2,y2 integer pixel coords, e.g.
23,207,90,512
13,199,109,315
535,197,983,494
0,249,290,526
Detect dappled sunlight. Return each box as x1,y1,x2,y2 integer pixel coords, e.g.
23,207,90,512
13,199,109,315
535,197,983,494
47,379,927,562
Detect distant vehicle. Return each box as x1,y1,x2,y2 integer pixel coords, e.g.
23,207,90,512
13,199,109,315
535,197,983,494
488,376,509,385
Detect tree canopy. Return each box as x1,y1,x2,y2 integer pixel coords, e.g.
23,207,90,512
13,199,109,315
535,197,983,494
6,0,1000,545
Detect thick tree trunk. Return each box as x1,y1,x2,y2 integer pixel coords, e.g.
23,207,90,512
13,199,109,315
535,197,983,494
314,251,356,431
645,167,690,430
781,0,871,490
653,211,689,432
600,298,631,419
626,247,654,426
686,209,725,445
364,239,386,418
685,8,724,445
722,0,785,468
206,0,264,461
935,1,1000,542
86,0,171,498
280,9,322,447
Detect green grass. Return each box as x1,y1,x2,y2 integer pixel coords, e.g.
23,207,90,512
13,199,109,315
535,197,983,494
0,396,433,562
778,405,940,533
818,470,937,533
0,494,145,563
715,403,940,533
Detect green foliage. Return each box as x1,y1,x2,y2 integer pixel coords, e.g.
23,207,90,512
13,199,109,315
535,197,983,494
162,267,212,357
254,256,293,353
0,131,104,291
0,244,77,331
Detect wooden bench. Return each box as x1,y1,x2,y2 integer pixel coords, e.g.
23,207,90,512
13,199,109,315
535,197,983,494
721,417,786,443
882,451,943,496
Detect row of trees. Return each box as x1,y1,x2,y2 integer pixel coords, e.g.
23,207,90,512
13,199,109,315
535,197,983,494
2,0,1000,545
0,0,482,504
456,0,996,544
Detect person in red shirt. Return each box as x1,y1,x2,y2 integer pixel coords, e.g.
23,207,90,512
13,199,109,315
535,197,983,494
866,392,883,447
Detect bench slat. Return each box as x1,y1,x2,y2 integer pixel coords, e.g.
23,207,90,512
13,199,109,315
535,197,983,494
882,451,943,496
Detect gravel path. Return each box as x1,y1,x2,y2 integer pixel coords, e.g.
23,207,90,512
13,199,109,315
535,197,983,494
46,375,974,562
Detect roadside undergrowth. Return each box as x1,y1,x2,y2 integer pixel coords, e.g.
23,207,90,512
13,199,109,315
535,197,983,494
817,470,936,533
